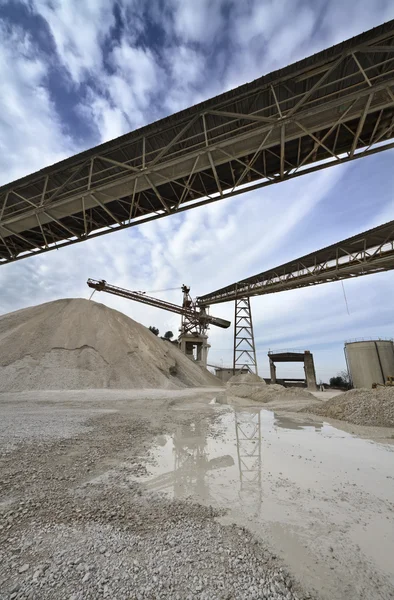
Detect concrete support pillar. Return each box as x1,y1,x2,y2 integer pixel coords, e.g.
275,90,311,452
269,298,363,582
269,359,277,384
196,344,202,362
178,334,210,369
304,351,317,390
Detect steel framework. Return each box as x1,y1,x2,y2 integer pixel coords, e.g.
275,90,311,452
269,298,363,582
1,21,394,263
86,278,230,332
233,298,258,374
198,219,394,305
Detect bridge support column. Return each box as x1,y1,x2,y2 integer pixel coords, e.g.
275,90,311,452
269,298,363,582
179,334,210,369
269,359,276,384
304,351,317,390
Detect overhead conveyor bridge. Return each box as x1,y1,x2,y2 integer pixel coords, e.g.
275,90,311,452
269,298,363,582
1,20,394,263
197,220,394,305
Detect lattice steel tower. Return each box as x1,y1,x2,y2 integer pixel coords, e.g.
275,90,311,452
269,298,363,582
233,297,258,374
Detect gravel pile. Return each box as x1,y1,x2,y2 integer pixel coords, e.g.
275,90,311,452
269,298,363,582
304,387,394,427
0,298,220,391
227,372,266,386
228,383,315,403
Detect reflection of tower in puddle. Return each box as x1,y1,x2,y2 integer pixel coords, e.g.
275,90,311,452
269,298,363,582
173,421,210,501
145,421,234,502
234,409,262,514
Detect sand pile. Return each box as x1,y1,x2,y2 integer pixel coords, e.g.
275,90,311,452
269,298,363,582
227,372,265,386
304,387,394,427
0,298,220,392
227,380,315,403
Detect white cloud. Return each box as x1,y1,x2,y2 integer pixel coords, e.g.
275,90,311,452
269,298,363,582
80,94,130,143
31,0,115,84
0,21,74,183
168,0,230,44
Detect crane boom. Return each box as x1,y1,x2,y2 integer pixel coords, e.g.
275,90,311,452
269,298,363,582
87,279,230,329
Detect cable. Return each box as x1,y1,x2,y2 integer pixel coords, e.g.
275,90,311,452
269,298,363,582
341,280,350,315
143,287,182,294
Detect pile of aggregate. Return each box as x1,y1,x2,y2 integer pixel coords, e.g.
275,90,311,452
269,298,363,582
227,380,315,403
0,298,220,391
304,387,394,427
227,372,266,386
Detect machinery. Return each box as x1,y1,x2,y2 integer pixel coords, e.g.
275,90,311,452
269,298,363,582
86,278,230,368
372,376,394,388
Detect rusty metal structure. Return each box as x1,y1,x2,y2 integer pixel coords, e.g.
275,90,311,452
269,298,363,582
87,278,230,368
87,278,230,332
198,219,394,305
1,21,394,264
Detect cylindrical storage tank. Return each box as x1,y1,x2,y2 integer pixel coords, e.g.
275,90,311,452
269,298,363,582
345,340,394,389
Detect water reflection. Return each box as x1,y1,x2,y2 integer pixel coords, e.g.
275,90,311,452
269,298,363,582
143,420,234,502
143,409,324,508
274,414,323,431
234,409,262,514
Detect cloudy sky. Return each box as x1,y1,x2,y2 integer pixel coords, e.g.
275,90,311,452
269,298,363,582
1,0,394,382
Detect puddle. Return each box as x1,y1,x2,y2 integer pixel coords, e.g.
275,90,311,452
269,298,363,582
142,409,393,507
141,408,394,598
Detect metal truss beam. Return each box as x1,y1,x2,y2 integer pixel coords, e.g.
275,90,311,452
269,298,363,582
1,21,394,263
198,220,394,305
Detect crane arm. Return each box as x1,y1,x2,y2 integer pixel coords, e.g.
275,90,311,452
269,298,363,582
87,279,230,329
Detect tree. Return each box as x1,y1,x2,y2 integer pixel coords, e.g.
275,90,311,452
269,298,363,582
164,331,174,340
149,326,159,336
329,372,351,389
329,376,345,388
339,369,352,387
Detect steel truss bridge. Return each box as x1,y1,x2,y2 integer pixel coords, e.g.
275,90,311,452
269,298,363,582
197,219,394,305
1,21,394,264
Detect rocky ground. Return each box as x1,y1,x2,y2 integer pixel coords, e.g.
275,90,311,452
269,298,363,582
0,389,307,600
304,386,394,427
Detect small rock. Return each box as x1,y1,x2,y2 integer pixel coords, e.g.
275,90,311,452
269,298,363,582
10,584,20,594
18,563,29,574
82,572,91,583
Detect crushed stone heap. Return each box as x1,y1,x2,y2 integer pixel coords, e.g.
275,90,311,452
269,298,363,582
0,298,220,392
226,372,266,386
227,383,315,403
226,372,314,402
304,387,394,427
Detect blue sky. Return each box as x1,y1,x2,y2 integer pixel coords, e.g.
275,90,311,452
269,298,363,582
1,0,394,382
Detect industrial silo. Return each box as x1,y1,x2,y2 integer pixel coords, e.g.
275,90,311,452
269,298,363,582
344,340,394,389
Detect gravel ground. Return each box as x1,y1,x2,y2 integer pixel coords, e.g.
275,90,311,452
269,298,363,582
0,389,307,600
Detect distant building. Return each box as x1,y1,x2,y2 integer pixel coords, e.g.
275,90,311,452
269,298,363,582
214,367,246,383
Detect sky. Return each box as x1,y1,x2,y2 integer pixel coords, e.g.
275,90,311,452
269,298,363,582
1,0,394,383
